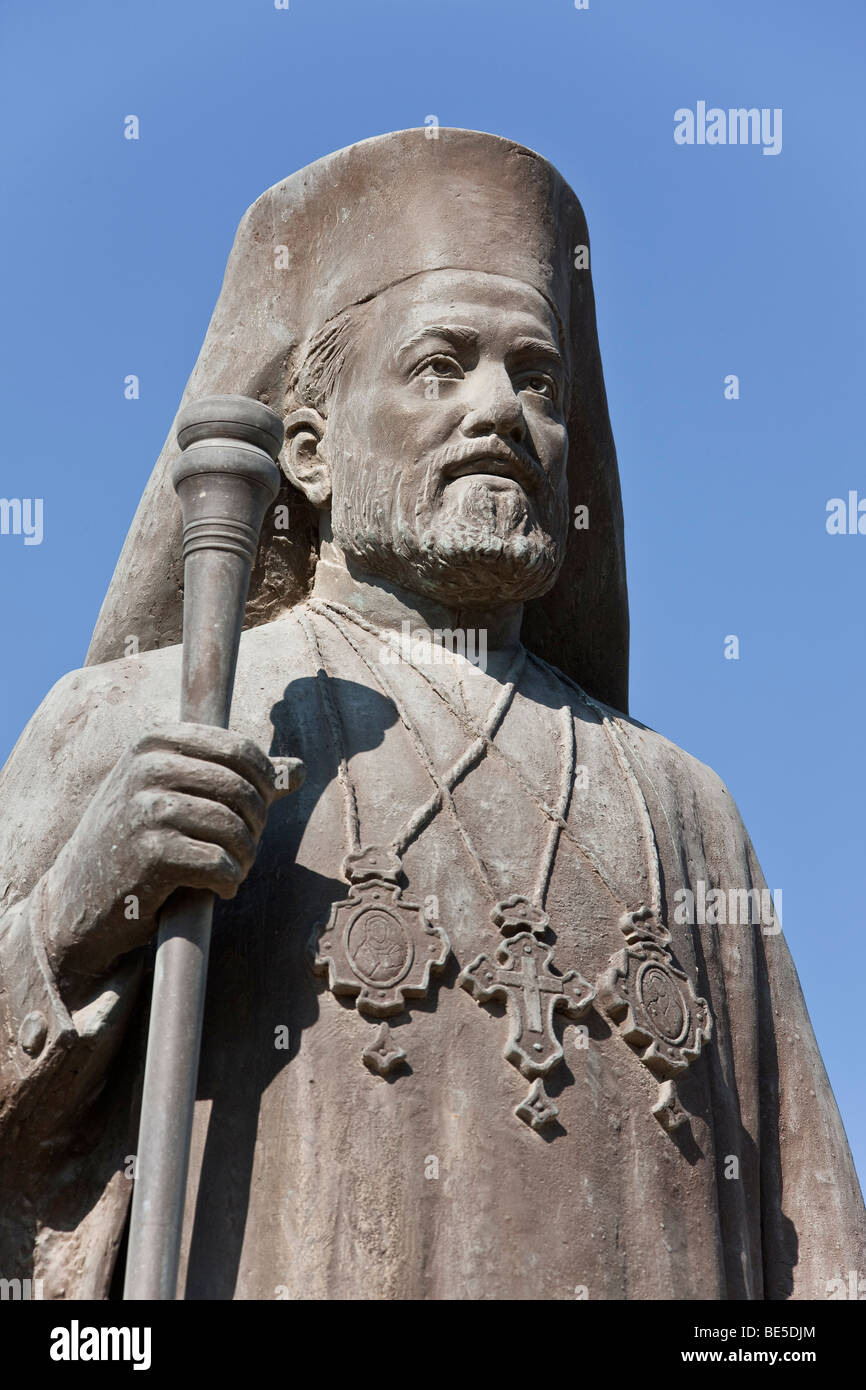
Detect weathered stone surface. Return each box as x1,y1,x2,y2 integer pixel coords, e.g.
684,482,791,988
1,129,863,1300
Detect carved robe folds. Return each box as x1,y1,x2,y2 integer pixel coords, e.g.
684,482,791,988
1,601,864,1300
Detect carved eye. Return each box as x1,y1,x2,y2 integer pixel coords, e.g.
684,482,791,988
422,355,463,379
521,373,556,399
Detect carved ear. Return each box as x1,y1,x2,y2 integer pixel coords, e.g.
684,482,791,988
282,407,331,509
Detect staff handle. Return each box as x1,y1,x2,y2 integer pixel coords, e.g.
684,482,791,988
123,395,283,1300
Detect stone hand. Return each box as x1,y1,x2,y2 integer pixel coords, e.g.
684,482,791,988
41,723,304,988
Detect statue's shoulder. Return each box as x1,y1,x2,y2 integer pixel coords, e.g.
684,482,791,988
40,641,183,729
38,612,307,732
537,658,744,835
0,642,184,788
0,644,186,879
7,613,311,778
593,698,746,837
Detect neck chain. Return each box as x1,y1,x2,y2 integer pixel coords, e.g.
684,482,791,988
299,597,712,1136
311,595,662,920
304,602,577,917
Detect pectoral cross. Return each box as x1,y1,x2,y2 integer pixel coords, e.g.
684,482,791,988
459,932,594,1127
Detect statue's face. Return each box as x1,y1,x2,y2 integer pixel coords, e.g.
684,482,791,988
322,270,571,607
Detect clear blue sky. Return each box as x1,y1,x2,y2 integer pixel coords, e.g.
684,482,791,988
1,1,864,1189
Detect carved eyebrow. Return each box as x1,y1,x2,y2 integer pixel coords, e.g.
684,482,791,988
395,324,479,368
507,336,564,370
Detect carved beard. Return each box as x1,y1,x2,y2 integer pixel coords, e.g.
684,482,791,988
328,439,569,606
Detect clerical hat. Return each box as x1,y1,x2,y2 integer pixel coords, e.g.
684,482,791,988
87,128,629,711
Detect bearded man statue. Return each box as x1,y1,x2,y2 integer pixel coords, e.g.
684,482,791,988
1,129,863,1300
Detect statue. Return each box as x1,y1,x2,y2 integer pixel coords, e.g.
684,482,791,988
1,129,863,1300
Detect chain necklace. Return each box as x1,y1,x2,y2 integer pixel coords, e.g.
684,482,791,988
302,597,712,1134
312,598,649,918
298,603,580,1083
307,603,577,910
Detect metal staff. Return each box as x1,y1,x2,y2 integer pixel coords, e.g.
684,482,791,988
124,394,283,1300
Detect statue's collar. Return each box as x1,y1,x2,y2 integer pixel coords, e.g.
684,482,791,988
308,557,524,652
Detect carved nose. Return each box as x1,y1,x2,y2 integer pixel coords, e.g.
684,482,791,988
460,375,527,446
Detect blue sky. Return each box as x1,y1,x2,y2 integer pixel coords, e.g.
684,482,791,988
1,1,864,1190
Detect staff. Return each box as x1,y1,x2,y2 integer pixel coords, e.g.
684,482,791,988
124,395,283,1300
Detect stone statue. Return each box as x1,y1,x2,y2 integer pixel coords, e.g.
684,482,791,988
1,129,863,1300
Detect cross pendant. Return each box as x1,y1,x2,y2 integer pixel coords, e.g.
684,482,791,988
459,932,595,1098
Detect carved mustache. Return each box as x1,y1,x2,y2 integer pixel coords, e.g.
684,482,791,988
433,436,547,497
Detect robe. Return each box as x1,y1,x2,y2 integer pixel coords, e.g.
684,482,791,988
1,580,864,1300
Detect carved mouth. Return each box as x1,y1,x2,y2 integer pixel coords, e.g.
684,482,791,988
443,443,542,495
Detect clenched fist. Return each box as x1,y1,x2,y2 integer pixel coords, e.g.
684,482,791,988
42,723,304,991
